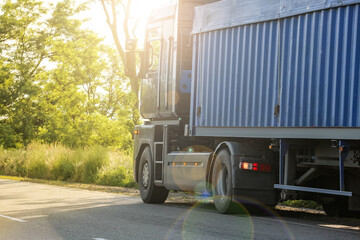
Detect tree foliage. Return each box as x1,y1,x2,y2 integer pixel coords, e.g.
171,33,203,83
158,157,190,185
0,0,134,150
100,0,140,125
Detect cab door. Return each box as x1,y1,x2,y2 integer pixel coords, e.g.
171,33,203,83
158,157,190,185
140,17,175,119
158,18,174,117
140,24,162,119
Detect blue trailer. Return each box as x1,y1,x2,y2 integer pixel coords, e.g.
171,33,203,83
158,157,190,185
132,0,360,216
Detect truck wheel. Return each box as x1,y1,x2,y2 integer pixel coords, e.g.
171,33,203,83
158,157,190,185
212,149,238,213
138,146,169,203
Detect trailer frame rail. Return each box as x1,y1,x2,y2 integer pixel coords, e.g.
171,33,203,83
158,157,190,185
274,184,352,197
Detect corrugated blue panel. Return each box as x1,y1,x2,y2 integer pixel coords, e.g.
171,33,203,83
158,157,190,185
192,20,280,128
279,4,360,127
191,4,360,130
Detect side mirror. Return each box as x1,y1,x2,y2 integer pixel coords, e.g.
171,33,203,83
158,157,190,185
125,39,137,51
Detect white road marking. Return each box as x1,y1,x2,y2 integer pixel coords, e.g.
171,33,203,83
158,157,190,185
0,214,27,223
22,214,48,220
93,238,109,240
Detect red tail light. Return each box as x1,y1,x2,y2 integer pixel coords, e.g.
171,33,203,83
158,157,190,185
240,162,271,172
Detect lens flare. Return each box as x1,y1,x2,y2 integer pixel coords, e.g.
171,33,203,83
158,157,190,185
165,190,296,240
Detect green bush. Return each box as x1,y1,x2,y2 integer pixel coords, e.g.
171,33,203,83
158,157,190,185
0,147,26,176
76,146,109,183
27,159,49,179
97,166,126,186
52,153,76,181
26,142,51,179
97,166,136,188
97,150,137,187
281,199,323,210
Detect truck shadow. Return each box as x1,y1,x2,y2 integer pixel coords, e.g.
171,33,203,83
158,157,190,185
164,200,360,230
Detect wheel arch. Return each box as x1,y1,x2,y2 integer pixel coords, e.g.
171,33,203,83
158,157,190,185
135,143,152,183
208,141,241,186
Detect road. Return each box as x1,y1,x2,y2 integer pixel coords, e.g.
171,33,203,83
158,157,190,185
0,179,359,240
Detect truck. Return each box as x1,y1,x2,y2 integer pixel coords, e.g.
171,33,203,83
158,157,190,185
130,0,360,216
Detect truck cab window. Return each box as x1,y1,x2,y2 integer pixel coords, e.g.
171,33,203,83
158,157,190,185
149,40,161,72
147,26,162,72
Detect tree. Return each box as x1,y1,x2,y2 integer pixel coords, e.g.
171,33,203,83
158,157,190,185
39,30,134,148
0,0,134,150
100,0,139,125
0,0,51,146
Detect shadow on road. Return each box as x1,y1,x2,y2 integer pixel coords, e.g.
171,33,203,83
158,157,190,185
164,198,360,230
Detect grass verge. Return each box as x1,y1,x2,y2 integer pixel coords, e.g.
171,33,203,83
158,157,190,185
0,142,137,188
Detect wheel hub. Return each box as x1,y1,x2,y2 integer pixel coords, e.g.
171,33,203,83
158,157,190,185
142,162,149,188
217,164,228,199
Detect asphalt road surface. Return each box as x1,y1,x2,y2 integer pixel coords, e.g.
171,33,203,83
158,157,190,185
0,179,359,240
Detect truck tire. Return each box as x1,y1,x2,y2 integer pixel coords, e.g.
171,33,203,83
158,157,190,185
138,146,169,203
212,149,239,213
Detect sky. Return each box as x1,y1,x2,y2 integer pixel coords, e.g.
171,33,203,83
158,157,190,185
84,0,174,48
39,0,173,71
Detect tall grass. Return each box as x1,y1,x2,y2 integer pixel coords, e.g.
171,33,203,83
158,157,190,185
0,142,136,187
97,151,136,187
